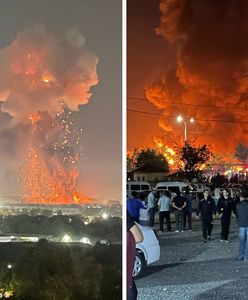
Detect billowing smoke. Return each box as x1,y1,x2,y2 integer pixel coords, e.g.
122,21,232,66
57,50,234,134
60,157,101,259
146,0,248,153
0,25,98,201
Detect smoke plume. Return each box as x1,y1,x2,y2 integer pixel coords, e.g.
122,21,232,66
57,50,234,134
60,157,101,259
146,0,248,153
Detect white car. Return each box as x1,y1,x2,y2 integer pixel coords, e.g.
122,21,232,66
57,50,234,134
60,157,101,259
132,224,160,278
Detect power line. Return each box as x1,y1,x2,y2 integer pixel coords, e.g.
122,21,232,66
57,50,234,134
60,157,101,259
127,108,248,124
128,96,248,111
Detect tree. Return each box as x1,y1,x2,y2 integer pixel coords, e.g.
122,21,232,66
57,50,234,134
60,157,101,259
177,142,212,180
235,143,248,164
11,241,103,300
127,148,169,172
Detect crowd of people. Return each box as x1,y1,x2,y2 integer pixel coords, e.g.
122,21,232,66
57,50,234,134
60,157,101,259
127,186,248,257
127,186,248,300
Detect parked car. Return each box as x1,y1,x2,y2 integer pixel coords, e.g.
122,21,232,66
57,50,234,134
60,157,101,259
126,181,152,198
155,181,188,198
132,224,160,278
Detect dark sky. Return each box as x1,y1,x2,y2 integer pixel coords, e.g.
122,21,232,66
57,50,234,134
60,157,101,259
0,0,122,201
127,0,176,151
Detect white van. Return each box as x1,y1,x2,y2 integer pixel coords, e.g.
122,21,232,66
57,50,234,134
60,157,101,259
126,181,152,198
155,181,188,198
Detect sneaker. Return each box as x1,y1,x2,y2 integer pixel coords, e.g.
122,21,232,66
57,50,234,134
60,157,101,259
243,259,248,262
175,230,179,233
225,240,229,243
187,229,192,232
220,239,224,242
181,230,184,232
158,231,163,234
203,239,207,243
207,236,211,241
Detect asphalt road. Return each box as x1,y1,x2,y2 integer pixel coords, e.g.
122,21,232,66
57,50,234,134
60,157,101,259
136,215,248,300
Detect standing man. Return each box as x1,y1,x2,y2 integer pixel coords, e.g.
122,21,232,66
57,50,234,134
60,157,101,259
172,190,186,232
158,190,172,233
236,190,248,261
147,190,156,227
214,187,221,206
197,189,216,243
183,186,193,231
217,189,235,242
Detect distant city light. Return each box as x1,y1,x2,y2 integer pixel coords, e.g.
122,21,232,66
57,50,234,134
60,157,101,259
61,234,72,243
102,212,108,220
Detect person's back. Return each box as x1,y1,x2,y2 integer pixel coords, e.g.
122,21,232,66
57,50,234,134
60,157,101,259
147,191,155,209
158,195,171,211
173,194,186,211
236,200,248,227
184,193,192,212
127,194,145,222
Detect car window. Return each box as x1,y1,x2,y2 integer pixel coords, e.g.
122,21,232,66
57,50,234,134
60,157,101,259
141,184,150,190
131,184,141,190
168,186,180,193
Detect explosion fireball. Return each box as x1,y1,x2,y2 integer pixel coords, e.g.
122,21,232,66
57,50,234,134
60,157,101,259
0,25,98,203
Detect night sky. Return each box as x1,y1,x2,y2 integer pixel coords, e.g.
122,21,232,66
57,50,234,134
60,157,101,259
0,0,121,202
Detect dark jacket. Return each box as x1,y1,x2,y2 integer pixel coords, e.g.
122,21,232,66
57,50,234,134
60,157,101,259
197,197,216,221
184,193,192,212
172,195,186,211
236,200,248,227
127,197,146,222
217,196,235,218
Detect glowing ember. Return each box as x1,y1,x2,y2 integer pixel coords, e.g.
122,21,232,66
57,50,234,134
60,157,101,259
29,113,41,124
41,70,55,84
21,147,90,204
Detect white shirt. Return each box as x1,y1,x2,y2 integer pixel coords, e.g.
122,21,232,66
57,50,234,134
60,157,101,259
148,192,155,209
158,195,171,212
139,201,149,221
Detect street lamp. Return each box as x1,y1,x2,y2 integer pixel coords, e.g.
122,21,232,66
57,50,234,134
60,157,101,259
176,115,194,143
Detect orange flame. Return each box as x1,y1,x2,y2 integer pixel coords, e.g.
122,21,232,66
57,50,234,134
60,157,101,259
154,137,176,167
20,147,90,204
